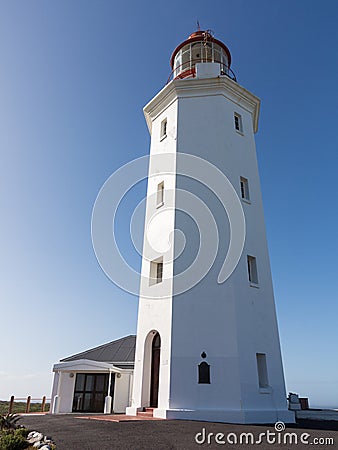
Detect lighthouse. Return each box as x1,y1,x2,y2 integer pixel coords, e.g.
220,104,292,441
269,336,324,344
126,29,294,424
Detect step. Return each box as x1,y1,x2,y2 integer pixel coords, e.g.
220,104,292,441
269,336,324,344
137,413,152,417
137,407,154,417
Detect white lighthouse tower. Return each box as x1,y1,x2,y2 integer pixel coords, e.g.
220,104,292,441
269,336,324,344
126,29,294,424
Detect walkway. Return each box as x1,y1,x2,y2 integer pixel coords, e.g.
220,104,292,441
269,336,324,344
20,414,338,450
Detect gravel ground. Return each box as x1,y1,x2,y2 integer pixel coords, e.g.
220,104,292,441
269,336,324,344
20,414,338,450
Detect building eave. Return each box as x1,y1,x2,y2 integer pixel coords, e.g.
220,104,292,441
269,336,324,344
52,359,132,373
143,76,260,134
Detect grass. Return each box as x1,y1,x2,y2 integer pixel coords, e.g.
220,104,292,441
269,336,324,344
0,401,50,415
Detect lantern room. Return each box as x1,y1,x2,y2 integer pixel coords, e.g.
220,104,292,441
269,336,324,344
169,30,236,81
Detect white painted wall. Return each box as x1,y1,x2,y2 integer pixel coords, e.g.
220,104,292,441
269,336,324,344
170,77,291,423
113,372,133,413
57,372,76,413
127,100,178,415
128,67,294,423
50,372,59,413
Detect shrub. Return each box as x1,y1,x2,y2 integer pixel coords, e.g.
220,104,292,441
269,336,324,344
0,429,29,450
12,429,28,439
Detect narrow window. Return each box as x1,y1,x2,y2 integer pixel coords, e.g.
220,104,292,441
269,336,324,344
247,255,258,285
156,261,163,283
256,353,269,388
198,362,210,384
157,181,164,207
160,118,167,139
234,113,243,133
149,258,163,285
240,176,250,201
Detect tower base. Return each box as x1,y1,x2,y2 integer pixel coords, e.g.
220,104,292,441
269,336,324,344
126,406,142,416
152,408,295,424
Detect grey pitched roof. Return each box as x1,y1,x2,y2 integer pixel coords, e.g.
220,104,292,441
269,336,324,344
60,335,136,364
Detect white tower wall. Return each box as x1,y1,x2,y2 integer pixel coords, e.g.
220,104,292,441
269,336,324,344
127,61,294,423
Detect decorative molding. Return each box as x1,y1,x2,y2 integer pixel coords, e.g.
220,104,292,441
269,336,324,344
144,76,260,134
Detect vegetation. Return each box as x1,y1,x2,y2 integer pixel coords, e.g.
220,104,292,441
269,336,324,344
0,402,50,416
0,415,28,450
0,415,21,431
0,429,29,450
0,414,54,450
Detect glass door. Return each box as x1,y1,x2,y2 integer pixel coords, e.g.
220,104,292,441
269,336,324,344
72,373,115,412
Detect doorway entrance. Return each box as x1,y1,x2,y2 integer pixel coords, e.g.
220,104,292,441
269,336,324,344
150,332,161,407
72,373,115,412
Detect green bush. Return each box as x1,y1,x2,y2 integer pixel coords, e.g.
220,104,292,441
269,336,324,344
11,429,28,439
0,429,29,450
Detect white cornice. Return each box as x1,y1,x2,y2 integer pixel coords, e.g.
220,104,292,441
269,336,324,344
143,76,260,133
52,359,129,373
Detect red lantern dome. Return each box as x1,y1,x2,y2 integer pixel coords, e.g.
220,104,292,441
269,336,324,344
169,30,235,82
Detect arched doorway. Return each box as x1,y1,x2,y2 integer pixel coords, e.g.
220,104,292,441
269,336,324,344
150,332,161,407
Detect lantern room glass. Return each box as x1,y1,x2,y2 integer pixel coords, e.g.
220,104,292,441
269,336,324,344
173,41,229,79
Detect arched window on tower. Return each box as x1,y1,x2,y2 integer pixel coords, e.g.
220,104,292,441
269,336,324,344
198,352,211,384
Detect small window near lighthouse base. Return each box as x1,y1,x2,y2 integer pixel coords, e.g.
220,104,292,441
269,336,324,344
256,353,269,389
198,362,211,384
160,118,167,140
247,255,259,286
234,113,243,133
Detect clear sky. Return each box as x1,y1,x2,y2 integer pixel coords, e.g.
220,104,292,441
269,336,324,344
0,0,337,408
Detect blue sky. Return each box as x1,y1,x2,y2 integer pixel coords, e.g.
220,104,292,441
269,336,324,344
0,0,337,408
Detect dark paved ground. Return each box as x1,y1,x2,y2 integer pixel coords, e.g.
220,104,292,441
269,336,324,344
20,414,337,450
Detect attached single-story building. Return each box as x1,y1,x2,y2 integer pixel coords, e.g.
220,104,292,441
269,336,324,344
50,335,135,414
